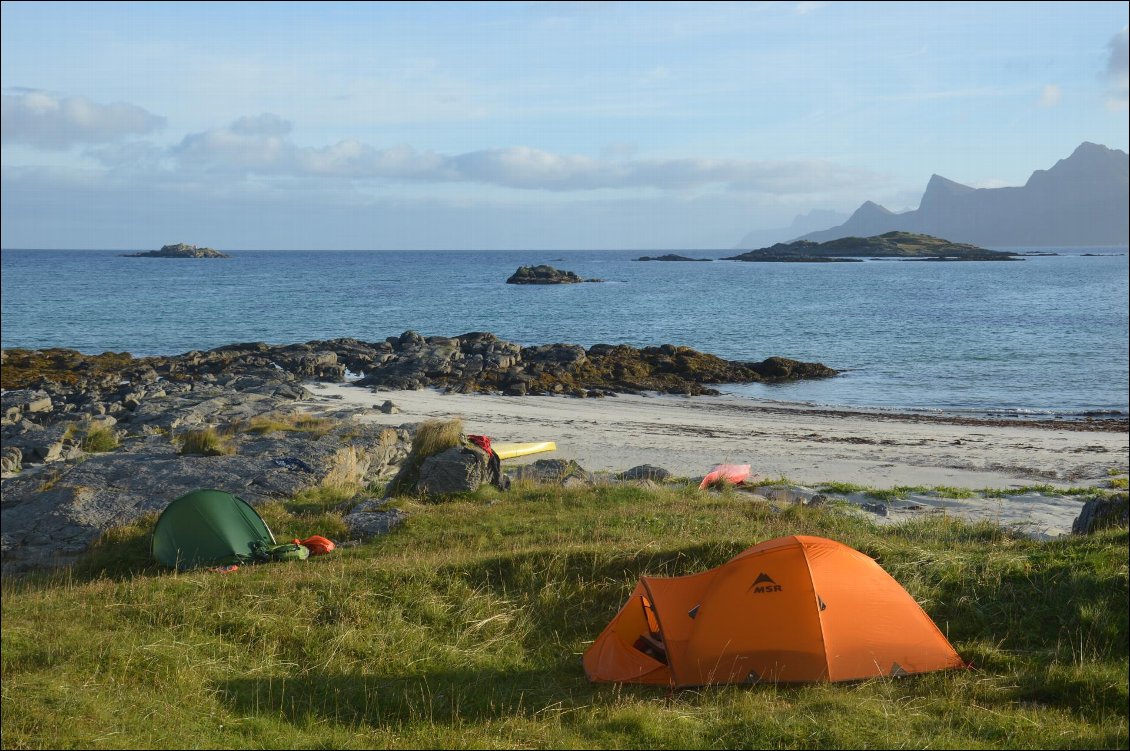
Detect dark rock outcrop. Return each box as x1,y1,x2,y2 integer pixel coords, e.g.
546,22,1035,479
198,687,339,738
635,254,712,262
506,265,602,284
1071,493,1129,534
123,243,231,259
724,232,1019,262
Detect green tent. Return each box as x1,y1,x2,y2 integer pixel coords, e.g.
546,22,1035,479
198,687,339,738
152,489,277,570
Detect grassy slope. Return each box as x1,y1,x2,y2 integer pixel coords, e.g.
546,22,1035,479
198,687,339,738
2,483,1127,749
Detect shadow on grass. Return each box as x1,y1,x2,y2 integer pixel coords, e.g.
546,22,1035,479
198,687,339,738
217,666,599,729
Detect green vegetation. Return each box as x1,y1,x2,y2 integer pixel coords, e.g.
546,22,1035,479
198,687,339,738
817,482,979,500
387,418,465,495
0,348,136,390
2,483,1126,749
176,427,236,457
80,425,119,453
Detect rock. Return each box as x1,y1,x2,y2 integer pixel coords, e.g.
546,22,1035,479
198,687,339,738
416,446,489,496
505,265,603,284
616,464,672,482
122,243,231,259
0,421,411,574
1,446,22,474
860,502,890,517
507,458,590,485
378,400,399,414
343,508,407,540
759,485,821,504
1071,493,1129,534
2,389,53,423
635,254,712,262
806,494,828,508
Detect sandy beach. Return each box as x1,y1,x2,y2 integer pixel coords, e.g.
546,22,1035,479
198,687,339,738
297,382,1128,537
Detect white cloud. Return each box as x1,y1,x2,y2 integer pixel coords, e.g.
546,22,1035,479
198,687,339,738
0,90,165,149
1038,84,1061,108
1105,26,1129,110
795,2,827,15
229,113,292,137
170,116,885,194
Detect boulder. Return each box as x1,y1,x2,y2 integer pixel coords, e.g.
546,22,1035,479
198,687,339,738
416,446,489,496
505,265,602,284
507,458,590,485
616,464,672,482
343,508,407,540
1072,493,1129,534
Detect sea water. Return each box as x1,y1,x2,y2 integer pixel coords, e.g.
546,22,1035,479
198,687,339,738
2,247,1126,418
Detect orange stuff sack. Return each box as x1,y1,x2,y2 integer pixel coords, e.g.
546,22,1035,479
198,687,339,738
295,536,335,555
699,464,752,489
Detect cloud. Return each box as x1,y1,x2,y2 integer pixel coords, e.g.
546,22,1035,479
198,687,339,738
229,113,293,137
1037,84,1061,108
795,2,827,14
1,90,165,149
1105,26,1129,110
171,116,884,194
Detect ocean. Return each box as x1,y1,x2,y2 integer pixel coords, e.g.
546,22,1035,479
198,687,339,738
2,248,1127,419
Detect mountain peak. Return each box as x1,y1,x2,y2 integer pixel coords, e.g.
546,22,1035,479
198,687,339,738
782,142,1127,246
854,200,894,216
1029,141,1128,187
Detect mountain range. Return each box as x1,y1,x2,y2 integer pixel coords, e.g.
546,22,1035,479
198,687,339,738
736,142,1128,248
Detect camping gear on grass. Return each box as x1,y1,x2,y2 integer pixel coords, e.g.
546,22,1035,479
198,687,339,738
152,489,326,569
492,441,557,460
584,535,964,686
296,535,335,555
152,489,278,570
699,463,752,489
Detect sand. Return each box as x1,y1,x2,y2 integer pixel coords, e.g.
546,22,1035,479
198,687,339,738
296,383,1129,538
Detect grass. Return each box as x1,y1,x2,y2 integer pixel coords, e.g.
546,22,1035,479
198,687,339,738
387,418,464,496
80,425,119,453
817,482,979,501
2,482,1126,749
176,426,236,456
411,418,464,460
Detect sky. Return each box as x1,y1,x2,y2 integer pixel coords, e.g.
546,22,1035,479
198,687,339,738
1,1,1127,250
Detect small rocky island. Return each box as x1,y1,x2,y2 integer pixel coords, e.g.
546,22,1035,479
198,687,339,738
123,243,231,259
506,265,603,284
723,232,1021,262
635,254,712,262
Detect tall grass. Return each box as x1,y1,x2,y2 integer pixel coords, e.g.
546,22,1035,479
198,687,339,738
2,484,1126,749
387,418,464,496
80,425,119,453
176,427,236,456
411,418,464,459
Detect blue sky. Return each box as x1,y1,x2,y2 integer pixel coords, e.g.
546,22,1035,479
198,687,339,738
2,1,1127,249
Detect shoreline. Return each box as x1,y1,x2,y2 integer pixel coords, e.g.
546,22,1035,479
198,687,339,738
708,394,1128,433
299,383,1129,489
296,383,1128,538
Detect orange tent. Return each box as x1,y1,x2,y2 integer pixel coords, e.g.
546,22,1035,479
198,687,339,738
583,535,964,686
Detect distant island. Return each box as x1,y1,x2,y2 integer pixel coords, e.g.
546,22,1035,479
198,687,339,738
723,231,1022,262
122,243,231,259
635,254,712,262
506,265,603,284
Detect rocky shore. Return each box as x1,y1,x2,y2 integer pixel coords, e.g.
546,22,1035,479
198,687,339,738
0,333,837,572
4,333,1124,575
